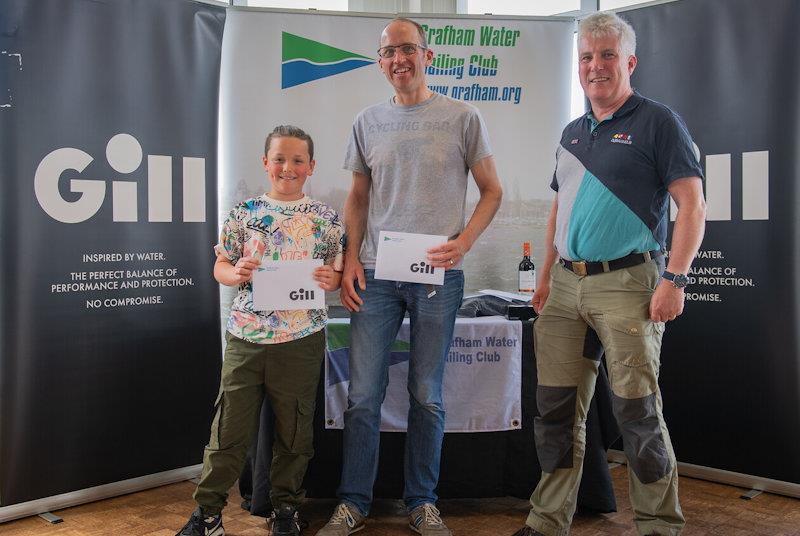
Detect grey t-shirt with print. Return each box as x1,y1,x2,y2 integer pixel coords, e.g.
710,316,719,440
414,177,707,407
343,92,493,269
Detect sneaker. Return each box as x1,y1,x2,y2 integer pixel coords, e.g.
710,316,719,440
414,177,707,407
408,503,451,536
315,503,365,535
510,528,545,536
175,508,224,536
270,504,301,536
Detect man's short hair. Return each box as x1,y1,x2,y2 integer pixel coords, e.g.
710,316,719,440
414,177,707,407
578,11,637,58
381,17,428,48
264,125,314,161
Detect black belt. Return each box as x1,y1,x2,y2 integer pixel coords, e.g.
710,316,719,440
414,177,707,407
560,250,663,276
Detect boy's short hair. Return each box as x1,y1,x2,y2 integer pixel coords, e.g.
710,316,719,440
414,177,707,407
264,125,314,161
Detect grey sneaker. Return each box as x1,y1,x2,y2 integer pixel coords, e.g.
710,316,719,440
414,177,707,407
315,503,365,535
408,503,451,535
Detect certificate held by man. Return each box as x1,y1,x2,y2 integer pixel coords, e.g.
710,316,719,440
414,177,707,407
252,259,324,310
374,231,446,285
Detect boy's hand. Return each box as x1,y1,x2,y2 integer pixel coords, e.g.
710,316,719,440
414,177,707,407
314,264,342,292
341,257,366,312
231,256,260,285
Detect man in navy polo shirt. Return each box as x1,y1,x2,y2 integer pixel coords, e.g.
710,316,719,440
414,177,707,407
512,12,706,536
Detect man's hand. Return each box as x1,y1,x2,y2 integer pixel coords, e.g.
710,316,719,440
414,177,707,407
649,279,685,322
340,256,366,312
532,280,550,314
532,197,558,315
314,265,343,292
427,237,469,269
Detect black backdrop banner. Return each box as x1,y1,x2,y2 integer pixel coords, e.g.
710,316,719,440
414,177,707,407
0,0,225,505
624,0,799,484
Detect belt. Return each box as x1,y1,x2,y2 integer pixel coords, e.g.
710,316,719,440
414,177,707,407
560,250,663,276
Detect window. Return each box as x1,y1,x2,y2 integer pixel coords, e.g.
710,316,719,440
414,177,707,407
466,0,580,16
600,0,658,10
242,0,349,10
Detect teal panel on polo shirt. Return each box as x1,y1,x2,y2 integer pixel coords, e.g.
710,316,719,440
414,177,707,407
567,171,660,261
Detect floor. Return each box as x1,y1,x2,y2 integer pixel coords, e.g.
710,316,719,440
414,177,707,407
2,465,799,535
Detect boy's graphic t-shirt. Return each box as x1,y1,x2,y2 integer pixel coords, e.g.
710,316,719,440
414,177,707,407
216,194,344,344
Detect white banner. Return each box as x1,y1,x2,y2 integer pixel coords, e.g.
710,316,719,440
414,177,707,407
325,316,522,432
220,9,573,294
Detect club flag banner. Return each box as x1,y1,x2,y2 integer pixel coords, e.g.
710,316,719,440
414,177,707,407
0,0,225,511
219,10,573,296
325,317,522,432
623,0,799,486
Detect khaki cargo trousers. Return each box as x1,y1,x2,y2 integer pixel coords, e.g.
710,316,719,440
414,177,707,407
193,330,324,513
526,260,684,536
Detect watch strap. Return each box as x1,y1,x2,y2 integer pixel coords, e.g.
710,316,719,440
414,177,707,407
662,270,689,288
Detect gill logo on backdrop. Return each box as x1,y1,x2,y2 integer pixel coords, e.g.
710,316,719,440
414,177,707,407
670,147,770,222
281,32,373,89
34,133,205,224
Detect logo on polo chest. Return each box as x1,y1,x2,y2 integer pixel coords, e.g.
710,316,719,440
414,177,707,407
610,133,633,145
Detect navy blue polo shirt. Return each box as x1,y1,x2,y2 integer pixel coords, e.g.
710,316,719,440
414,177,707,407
551,92,703,262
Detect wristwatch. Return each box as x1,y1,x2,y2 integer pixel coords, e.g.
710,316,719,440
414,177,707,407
662,271,690,288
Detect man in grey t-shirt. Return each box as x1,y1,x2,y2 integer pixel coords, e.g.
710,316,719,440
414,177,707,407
316,17,502,536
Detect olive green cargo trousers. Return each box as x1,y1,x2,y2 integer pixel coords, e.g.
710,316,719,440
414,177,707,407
193,330,324,513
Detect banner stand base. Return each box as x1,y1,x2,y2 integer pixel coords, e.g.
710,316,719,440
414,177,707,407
739,489,763,500
0,464,202,524
608,450,800,499
37,512,63,524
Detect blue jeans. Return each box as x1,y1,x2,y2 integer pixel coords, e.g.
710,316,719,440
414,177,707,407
337,269,464,516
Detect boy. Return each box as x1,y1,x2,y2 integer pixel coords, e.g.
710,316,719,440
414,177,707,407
177,125,344,536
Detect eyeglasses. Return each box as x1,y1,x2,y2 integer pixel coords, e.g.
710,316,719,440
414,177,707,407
377,43,427,59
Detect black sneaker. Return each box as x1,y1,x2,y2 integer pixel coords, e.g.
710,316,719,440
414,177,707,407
510,527,545,536
270,504,301,536
175,508,224,536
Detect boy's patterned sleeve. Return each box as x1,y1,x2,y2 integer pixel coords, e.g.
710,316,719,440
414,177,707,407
213,208,243,264
325,213,345,272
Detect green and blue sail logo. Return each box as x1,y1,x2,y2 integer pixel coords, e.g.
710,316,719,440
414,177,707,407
282,32,374,89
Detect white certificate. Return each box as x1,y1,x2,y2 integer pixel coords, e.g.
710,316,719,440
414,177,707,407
374,231,446,285
252,259,324,311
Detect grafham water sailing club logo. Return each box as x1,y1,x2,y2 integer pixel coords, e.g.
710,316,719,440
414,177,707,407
282,32,373,89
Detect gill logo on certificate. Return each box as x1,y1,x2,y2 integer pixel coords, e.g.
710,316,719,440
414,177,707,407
374,231,446,285
252,259,324,310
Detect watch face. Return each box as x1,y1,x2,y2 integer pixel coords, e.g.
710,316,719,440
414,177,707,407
673,274,690,288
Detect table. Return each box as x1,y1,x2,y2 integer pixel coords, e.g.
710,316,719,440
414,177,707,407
244,313,619,513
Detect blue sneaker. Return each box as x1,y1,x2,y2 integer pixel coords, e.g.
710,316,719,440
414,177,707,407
175,508,224,536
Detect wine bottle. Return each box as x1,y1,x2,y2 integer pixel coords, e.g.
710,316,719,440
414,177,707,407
518,241,536,294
